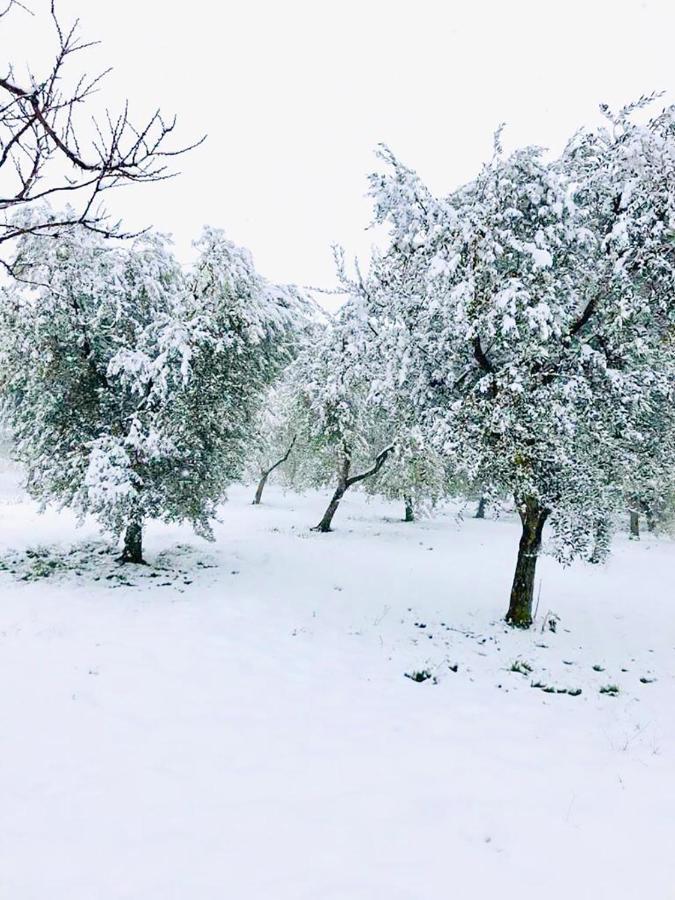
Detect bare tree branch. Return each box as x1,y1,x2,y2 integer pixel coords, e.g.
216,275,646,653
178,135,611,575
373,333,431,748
0,0,204,268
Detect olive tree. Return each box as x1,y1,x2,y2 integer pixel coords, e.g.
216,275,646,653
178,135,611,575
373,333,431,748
0,220,308,560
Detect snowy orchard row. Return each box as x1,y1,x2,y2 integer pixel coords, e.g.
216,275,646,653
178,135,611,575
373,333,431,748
2,98,675,630
250,98,675,627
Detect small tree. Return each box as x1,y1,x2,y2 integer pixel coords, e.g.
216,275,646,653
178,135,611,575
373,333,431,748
0,221,307,560
366,423,448,522
246,310,322,505
283,303,395,532
253,435,297,506
247,382,299,505
357,99,675,626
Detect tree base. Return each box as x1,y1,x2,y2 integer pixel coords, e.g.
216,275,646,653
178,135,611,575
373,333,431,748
116,554,148,566
505,611,533,629
119,522,145,564
505,497,548,631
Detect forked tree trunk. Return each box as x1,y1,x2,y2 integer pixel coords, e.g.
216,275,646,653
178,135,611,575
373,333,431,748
475,497,487,519
505,497,549,628
252,436,296,505
404,496,414,522
313,443,395,533
629,510,640,540
120,521,144,564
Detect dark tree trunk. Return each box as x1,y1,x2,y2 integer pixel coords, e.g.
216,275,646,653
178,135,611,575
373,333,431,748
642,503,656,533
252,436,296,505
404,496,414,522
475,497,487,519
120,521,144,564
629,510,640,540
253,471,270,505
505,497,549,629
313,443,394,533
314,479,349,533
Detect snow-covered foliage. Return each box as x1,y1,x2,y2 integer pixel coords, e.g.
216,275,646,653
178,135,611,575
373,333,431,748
244,306,327,501
0,215,313,554
364,419,448,520
622,395,675,535
272,300,400,529
246,381,299,485
282,302,390,490
352,99,675,622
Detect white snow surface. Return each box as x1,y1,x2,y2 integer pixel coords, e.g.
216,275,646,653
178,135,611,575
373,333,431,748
0,474,673,899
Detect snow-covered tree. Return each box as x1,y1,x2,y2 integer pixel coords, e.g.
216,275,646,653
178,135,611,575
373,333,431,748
355,99,675,626
247,380,300,505
0,218,310,561
364,419,448,522
245,306,326,505
282,301,395,532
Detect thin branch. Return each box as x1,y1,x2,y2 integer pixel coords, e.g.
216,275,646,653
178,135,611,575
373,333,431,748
472,335,495,373
263,435,297,478
0,0,203,256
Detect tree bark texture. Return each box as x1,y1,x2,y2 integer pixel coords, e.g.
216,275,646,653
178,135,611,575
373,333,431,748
505,496,549,628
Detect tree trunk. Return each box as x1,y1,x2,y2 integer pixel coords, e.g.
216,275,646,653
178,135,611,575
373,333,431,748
643,503,656,533
313,442,394,533
253,471,270,505
505,497,549,629
404,495,414,522
252,436,297,505
120,521,144,564
314,479,349,532
475,497,486,519
629,510,640,540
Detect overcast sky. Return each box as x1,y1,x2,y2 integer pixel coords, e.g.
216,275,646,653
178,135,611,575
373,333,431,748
7,0,675,295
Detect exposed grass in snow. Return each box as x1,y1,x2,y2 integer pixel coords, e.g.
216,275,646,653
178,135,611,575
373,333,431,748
0,479,673,899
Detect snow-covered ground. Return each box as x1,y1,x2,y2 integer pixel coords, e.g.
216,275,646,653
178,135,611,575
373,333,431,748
0,470,673,900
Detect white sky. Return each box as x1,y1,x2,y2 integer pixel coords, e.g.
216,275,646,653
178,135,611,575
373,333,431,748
6,0,675,296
